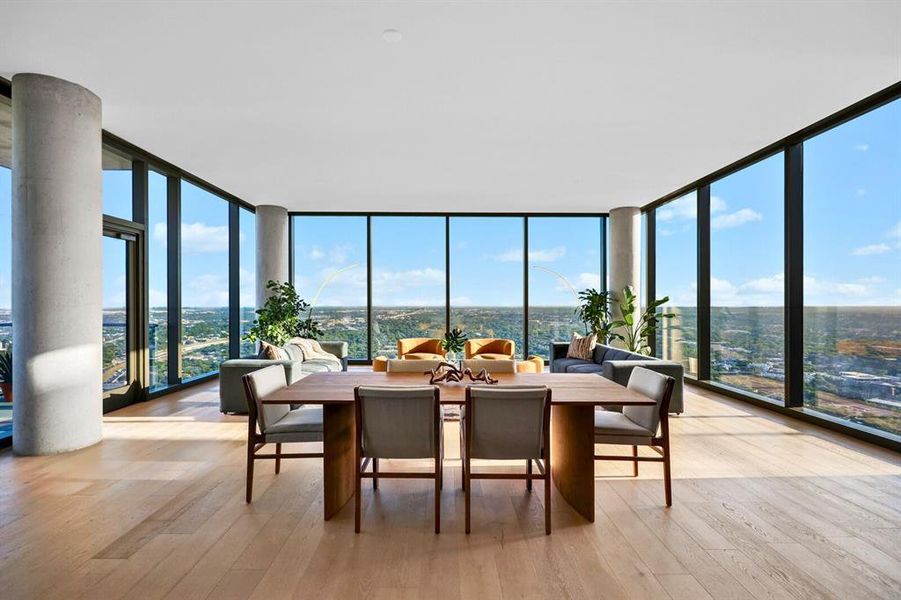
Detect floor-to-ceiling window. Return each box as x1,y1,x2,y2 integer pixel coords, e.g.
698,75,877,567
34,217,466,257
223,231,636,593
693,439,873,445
293,216,368,359
527,217,603,359
655,192,698,375
371,216,446,358
102,146,133,221
102,236,129,391
239,207,257,357
180,180,230,380
450,217,524,356
803,98,900,436
148,170,168,389
0,95,11,441
710,154,784,400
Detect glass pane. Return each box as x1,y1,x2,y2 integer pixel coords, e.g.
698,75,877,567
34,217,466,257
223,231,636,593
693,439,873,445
450,217,524,357
293,216,368,359
102,237,128,391
371,217,445,358
180,181,229,380
102,146,132,220
527,217,602,359
710,154,784,400
803,99,901,436
240,207,256,357
0,95,10,440
655,192,698,376
148,170,168,390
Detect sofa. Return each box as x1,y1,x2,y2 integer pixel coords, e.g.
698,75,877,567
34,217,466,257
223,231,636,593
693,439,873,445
549,342,684,413
218,340,348,414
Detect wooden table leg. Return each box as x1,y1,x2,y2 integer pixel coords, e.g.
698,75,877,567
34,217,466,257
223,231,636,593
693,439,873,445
323,403,356,520
551,404,595,522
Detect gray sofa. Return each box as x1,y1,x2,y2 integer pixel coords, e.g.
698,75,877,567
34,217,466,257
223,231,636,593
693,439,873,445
218,340,348,414
549,342,684,413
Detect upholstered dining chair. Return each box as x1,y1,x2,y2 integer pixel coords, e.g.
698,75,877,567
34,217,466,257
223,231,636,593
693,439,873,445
354,385,443,533
387,358,443,373
462,385,552,534
242,364,324,503
397,338,447,360
461,358,516,373
594,366,675,506
464,338,515,360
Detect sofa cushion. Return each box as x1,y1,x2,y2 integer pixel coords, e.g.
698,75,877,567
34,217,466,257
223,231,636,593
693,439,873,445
283,343,305,361
301,357,343,373
405,352,445,361
604,348,634,361
258,341,288,360
552,357,593,373
566,332,597,359
566,362,605,374
592,345,610,363
475,353,512,360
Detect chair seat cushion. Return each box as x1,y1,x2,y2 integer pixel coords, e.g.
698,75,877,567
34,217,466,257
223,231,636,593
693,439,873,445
405,352,445,361
551,357,593,373
264,406,324,443
566,363,604,374
594,409,653,444
474,353,512,360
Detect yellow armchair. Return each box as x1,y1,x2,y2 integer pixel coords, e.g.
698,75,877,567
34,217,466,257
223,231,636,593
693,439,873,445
464,338,515,360
397,338,447,360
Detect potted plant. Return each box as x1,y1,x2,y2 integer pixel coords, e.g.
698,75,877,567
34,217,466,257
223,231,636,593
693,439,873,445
576,288,616,343
441,327,468,364
0,345,11,403
243,280,324,348
610,286,675,355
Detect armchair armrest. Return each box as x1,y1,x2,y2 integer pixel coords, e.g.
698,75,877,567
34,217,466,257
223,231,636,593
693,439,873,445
548,341,571,372
601,360,684,414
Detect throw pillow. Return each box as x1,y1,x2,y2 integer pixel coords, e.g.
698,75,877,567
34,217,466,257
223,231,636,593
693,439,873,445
566,332,596,360
258,340,285,360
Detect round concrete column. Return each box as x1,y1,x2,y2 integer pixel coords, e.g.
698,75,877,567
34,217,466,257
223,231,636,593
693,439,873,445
255,204,289,307
12,74,103,455
608,206,642,331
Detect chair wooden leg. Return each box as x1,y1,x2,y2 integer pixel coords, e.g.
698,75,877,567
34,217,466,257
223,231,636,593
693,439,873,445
544,467,552,535
354,460,362,533
372,458,379,490
245,443,255,503
632,445,638,477
663,445,672,507
275,443,282,474
526,459,533,492
435,460,441,534
464,455,471,534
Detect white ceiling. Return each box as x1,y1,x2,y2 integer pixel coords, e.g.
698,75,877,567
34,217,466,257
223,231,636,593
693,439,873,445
1,1,899,212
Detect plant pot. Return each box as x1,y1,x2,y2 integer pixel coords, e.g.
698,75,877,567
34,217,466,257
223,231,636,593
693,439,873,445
0,382,11,403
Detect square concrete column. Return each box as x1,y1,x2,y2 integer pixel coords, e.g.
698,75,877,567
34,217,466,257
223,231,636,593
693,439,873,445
255,204,289,307
12,74,103,455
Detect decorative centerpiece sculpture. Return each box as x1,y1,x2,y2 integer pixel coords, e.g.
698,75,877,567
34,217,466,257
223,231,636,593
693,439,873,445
427,362,498,385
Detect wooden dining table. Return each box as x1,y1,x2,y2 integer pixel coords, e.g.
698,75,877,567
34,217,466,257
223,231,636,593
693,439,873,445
261,371,655,523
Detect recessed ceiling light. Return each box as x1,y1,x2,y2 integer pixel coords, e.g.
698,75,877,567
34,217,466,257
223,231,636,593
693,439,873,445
382,29,402,43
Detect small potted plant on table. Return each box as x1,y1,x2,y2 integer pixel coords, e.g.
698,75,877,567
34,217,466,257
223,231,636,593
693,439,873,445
441,327,468,366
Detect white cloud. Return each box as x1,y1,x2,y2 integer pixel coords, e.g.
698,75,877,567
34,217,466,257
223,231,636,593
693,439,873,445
451,296,472,306
711,208,762,230
149,287,167,307
740,273,783,294
858,276,885,285
495,246,565,263
853,143,869,151
154,222,232,253
577,272,602,289
835,283,868,297
308,247,325,260
710,196,727,214
183,273,229,307
851,243,891,256
856,188,867,197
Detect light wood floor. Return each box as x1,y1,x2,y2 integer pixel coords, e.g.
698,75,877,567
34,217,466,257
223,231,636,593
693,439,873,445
0,381,899,600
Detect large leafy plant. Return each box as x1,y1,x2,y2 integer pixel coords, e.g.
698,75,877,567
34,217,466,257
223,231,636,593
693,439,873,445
441,327,468,355
610,286,674,355
0,345,11,384
243,280,323,347
576,288,616,342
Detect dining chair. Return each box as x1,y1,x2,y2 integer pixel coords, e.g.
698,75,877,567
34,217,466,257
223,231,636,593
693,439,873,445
241,364,324,503
462,358,516,373
594,366,675,506
354,385,443,533
387,358,443,372
462,385,551,534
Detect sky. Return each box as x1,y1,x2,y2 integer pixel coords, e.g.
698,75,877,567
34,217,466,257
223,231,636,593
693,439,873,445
0,99,897,312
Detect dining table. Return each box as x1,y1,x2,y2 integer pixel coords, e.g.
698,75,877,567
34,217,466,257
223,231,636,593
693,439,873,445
261,370,656,523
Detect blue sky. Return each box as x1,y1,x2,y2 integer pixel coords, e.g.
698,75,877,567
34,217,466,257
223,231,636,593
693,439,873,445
0,100,897,312
292,215,602,308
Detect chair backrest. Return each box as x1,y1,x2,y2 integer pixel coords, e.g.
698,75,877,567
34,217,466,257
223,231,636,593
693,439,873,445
624,366,674,434
242,364,290,432
397,337,445,357
387,358,443,373
465,338,515,359
462,358,516,373
466,385,549,460
355,386,440,458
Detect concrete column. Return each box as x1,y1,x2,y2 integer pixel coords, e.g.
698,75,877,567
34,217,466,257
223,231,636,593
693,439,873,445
608,206,642,335
255,204,289,307
12,74,103,455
